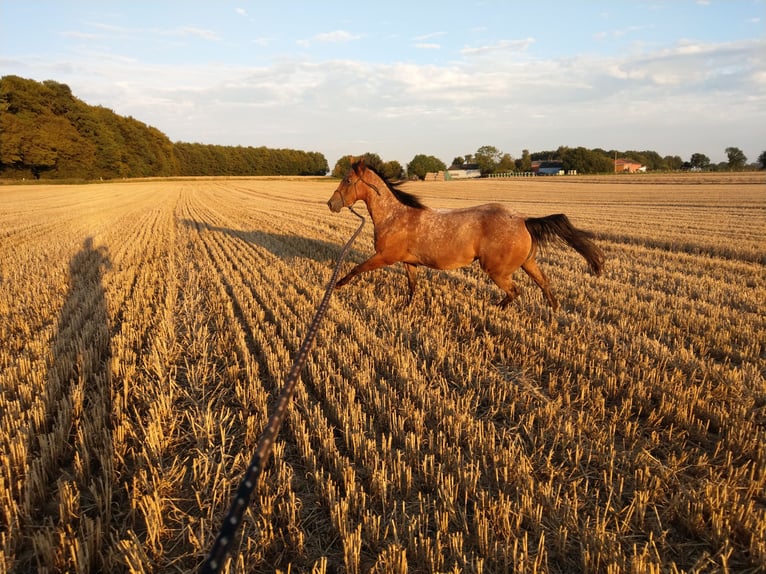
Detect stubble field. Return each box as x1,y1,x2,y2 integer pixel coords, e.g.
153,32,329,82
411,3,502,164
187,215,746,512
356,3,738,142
1,173,764,573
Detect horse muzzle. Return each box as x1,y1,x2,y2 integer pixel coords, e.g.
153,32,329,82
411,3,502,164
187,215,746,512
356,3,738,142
327,193,344,213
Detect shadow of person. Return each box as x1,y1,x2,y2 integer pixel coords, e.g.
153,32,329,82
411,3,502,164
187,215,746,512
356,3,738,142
23,237,113,572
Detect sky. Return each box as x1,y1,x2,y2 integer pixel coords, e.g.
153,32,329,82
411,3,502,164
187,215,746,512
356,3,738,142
1,0,764,167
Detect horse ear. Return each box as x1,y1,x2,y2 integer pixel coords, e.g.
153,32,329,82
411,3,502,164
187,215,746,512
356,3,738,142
350,155,366,175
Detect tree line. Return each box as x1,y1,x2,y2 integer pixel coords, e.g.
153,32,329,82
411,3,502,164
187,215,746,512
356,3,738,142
2,76,762,181
0,76,328,179
387,145,763,181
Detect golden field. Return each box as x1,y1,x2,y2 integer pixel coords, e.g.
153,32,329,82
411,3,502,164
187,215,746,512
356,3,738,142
1,172,764,573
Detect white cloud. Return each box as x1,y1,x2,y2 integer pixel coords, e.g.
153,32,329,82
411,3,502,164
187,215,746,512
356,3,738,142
61,30,103,40
414,43,441,50
298,30,362,47
461,38,535,56
413,31,446,41
174,27,220,42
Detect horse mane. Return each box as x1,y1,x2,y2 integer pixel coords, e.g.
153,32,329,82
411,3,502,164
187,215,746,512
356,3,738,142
362,163,426,209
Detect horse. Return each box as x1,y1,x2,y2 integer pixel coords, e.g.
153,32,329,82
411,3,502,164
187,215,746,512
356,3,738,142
327,158,604,311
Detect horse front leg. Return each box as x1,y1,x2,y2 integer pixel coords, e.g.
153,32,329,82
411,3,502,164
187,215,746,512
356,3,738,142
335,253,391,288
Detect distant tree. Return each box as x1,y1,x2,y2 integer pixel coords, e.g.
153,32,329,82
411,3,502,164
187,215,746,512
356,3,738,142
173,143,325,176
381,160,404,180
758,150,766,170
475,145,502,175
331,156,353,178
689,153,711,170
520,149,532,172
530,150,558,162
450,156,465,168
633,150,665,171
497,153,515,172
406,154,446,180
560,146,613,174
725,147,747,170
1,75,326,179
664,155,684,171
332,153,386,178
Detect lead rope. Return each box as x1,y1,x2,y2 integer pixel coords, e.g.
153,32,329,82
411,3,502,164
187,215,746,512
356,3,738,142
200,206,365,573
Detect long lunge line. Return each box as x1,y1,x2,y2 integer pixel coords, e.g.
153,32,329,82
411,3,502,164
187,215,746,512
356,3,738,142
200,207,365,574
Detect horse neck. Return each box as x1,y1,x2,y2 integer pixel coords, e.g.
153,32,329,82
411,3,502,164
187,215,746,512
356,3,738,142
360,177,406,225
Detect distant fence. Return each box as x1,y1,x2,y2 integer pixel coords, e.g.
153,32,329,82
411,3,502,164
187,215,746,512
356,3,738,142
488,170,578,178
489,172,535,177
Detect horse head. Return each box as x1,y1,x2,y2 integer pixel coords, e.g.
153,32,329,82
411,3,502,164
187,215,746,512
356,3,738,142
327,157,379,212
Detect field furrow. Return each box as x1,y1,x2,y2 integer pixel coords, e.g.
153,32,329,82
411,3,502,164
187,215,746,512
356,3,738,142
1,174,764,573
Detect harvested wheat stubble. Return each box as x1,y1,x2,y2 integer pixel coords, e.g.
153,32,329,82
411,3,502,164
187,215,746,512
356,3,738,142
1,172,764,573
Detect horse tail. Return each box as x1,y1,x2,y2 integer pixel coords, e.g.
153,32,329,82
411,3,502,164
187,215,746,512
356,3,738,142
525,214,604,275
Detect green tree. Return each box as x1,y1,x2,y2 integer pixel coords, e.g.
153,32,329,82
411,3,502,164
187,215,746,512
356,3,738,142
664,155,683,171
332,153,387,178
560,146,613,174
758,150,766,170
474,145,502,175
497,153,515,172
0,76,93,178
381,160,404,180
1,75,326,179
628,150,665,171
530,150,558,162
725,147,747,170
406,154,446,180
689,153,711,170
520,149,532,172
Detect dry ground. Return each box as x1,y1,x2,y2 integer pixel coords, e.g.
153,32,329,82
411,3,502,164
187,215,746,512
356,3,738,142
1,172,764,573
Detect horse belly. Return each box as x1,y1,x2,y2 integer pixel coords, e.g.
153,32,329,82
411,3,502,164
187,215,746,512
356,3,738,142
409,220,480,270
424,251,476,270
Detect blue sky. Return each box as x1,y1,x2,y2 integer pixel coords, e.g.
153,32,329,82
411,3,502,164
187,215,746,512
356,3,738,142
1,0,763,166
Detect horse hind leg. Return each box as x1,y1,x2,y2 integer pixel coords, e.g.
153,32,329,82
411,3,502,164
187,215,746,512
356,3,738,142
486,271,522,309
522,259,559,310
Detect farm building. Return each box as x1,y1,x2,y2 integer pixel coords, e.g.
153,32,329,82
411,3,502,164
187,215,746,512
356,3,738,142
447,163,482,179
615,158,646,173
532,161,565,175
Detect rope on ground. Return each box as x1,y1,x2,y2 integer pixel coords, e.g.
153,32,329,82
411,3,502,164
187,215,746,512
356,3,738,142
200,206,366,573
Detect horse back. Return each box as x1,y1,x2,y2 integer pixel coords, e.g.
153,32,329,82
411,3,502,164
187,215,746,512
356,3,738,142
402,203,529,270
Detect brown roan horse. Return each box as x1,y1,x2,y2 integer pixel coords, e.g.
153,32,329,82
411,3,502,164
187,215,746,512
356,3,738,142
327,158,604,311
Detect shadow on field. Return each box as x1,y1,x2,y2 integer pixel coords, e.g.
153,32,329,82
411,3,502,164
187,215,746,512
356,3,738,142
180,218,368,264
23,237,113,571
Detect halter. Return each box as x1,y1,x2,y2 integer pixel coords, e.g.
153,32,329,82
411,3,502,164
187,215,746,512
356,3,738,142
350,173,381,197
